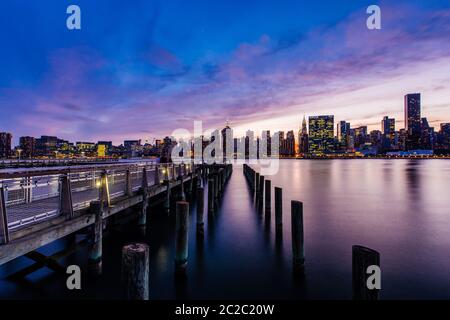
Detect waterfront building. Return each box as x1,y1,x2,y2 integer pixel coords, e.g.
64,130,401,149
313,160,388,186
19,136,36,158
381,116,395,151
308,115,334,155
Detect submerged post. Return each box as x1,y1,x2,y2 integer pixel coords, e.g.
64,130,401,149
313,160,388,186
175,201,189,274
291,201,305,273
275,187,283,230
121,243,149,300
196,187,204,237
89,200,103,275
352,245,380,300
264,180,271,213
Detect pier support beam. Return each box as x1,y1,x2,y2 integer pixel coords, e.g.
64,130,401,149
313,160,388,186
89,200,103,275
175,201,189,274
291,201,305,273
352,245,380,300
164,180,171,210
259,175,265,198
121,243,149,300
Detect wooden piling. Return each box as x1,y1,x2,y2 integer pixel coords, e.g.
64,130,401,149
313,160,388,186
208,178,214,214
259,175,265,198
175,201,189,274
89,200,103,275
264,180,271,213
121,243,149,300
125,169,133,197
275,187,283,229
255,172,260,195
196,187,204,237
154,166,160,185
352,245,380,300
291,201,305,273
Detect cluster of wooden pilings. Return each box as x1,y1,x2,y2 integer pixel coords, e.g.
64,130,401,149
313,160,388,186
243,164,381,300
121,163,232,300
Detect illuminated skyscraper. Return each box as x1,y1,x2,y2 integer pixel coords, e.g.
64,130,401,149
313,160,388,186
308,115,334,155
298,116,309,154
404,93,422,150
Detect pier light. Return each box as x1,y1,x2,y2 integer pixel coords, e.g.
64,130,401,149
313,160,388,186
96,180,101,188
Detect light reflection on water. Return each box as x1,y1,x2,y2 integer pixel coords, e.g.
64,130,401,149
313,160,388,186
1,159,450,299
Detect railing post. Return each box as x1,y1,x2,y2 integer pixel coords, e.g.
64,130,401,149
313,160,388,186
154,166,160,186
99,170,110,207
0,187,10,245
125,169,133,197
59,174,74,220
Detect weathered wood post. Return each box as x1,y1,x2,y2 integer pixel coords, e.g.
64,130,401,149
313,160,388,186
89,200,103,275
175,201,189,274
139,168,149,235
196,187,204,237
218,169,223,194
0,187,9,245
122,243,149,300
208,178,214,214
255,172,260,195
125,169,133,197
291,201,305,273
352,245,380,300
264,180,271,213
259,175,265,198
59,174,74,220
275,187,283,230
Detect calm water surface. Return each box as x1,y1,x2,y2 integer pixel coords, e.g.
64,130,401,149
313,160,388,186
1,159,450,299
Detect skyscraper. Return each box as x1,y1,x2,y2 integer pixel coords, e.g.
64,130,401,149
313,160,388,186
298,116,309,154
381,116,395,150
0,132,12,158
404,93,422,150
308,115,334,155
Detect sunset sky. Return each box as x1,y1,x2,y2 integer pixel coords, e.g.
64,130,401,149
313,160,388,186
0,0,449,145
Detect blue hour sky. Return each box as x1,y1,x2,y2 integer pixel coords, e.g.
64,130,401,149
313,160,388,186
0,0,449,145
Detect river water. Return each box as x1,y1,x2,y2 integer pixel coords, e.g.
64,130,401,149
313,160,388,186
1,159,450,299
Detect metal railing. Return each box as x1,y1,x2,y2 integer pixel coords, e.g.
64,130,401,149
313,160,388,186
0,161,196,243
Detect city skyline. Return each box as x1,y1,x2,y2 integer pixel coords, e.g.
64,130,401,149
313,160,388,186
0,1,450,145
